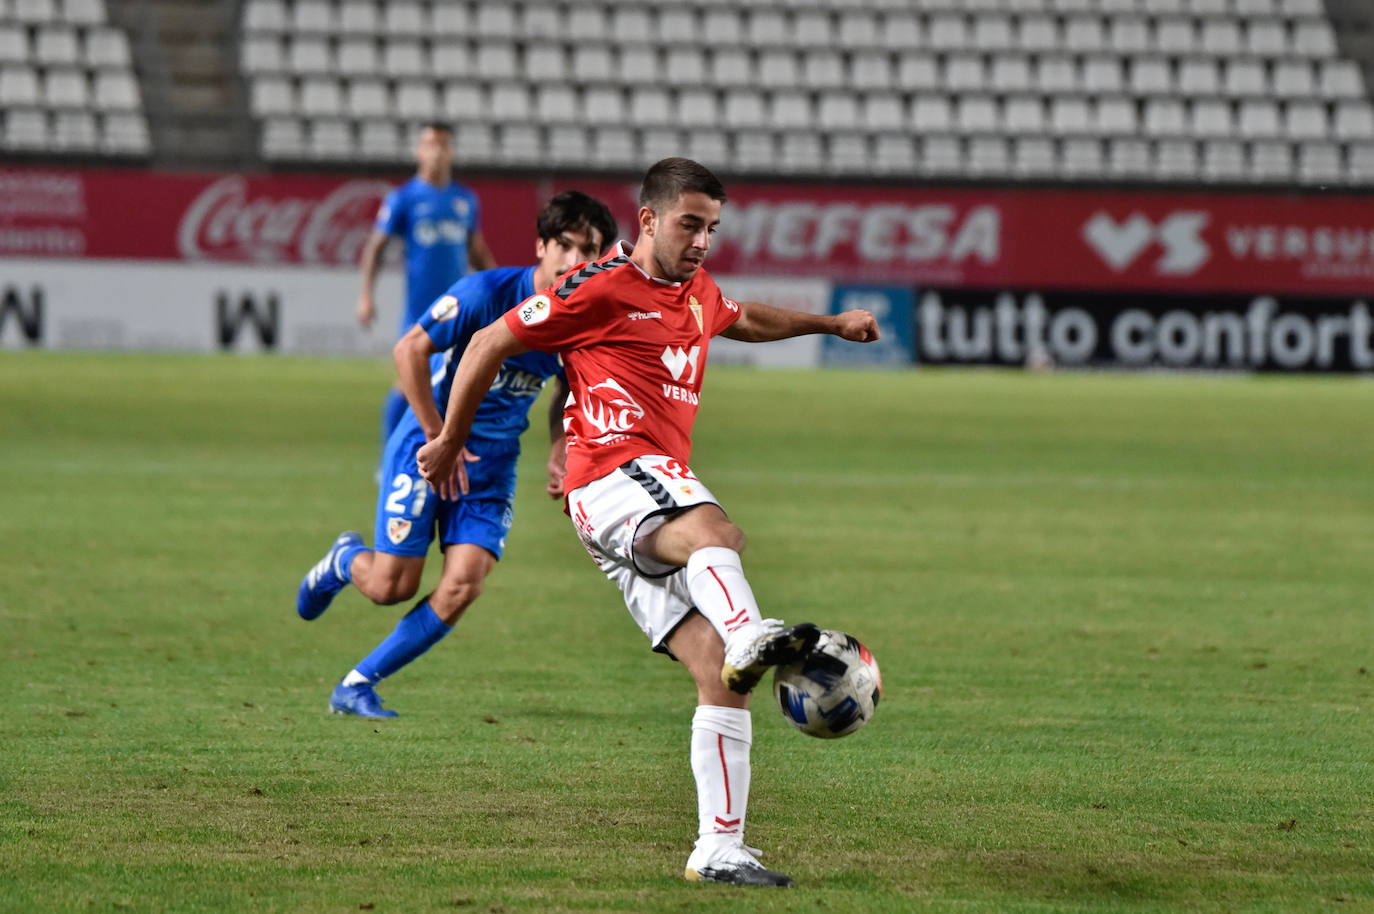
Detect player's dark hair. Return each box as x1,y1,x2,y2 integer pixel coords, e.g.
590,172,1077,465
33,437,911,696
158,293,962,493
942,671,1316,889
637,158,727,211
536,191,618,252
419,122,452,136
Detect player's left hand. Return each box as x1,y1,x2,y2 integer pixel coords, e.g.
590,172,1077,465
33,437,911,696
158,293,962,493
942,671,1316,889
546,438,568,499
835,309,881,343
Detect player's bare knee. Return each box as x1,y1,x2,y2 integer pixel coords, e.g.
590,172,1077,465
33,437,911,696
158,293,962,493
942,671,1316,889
432,576,482,619
372,577,419,605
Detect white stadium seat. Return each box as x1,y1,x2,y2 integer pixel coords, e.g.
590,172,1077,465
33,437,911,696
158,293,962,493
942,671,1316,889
1237,99,1282,138
1013,136,1057,176
723,89,767,129
52,109,97,150
871,133,916,174
0,65,40,106
34,26,79,66
1202,139,1246,180
298,76,342,117
590,125,637,169
487,84,531,123
358,119,402,160
816,92,860,131
383,2,426,36
338,1,380,35
1271,60,1316,99
1189,98,1234,138
1107,137,1152,176
1285,101,1329,140
1296,142,1342,184
44,68,89,107
1003,95,1046,133
345,78,389,118
583,87,624,125
1333,101,1374,140
769,91,812,130
337,37,380,75
1248,140,1294,181
1319,60,1366,99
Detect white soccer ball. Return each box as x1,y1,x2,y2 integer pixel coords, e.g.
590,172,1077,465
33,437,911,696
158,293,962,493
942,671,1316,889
772,630,882,739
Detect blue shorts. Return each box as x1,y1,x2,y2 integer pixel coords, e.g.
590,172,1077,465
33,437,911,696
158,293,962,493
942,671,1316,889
374,423,517,560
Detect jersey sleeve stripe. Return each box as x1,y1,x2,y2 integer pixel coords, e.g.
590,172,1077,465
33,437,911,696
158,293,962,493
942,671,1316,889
554,254,631,300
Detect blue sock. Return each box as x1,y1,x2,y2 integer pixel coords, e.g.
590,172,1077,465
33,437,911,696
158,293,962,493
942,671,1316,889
381,389,408,448
354,599,452,683
336,544,370,584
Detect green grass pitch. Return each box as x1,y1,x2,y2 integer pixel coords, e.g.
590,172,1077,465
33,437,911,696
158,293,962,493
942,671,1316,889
2,351,1372,913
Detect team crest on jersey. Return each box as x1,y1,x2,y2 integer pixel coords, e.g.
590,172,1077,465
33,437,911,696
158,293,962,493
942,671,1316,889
430,295,458,322
689,295,703,334
453,199,469,217
386,518,412,545
517,294,552,326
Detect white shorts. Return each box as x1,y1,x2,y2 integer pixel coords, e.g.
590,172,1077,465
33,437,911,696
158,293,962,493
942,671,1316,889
567,455,722,653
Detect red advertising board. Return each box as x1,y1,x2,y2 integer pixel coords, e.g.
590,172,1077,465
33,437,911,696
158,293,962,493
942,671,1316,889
3,166,1372,295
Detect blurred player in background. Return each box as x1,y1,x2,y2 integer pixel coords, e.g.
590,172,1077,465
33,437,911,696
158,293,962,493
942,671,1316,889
356,122,499,451
416,159,878,886
299,191,617,718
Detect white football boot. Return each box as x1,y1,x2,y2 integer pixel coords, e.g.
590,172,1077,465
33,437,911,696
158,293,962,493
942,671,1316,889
685,840,793,887
721,619,820,694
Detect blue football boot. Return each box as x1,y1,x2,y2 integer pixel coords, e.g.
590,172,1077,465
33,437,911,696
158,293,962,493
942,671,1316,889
296,531,363,621
329,680,399,718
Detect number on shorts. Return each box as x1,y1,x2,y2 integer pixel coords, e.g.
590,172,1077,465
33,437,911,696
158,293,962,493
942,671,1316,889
386,473,428,515
650,459,695,481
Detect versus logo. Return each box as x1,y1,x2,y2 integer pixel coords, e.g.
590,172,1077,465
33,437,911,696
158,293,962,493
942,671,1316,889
659,345,700,384
1082,211,1210,275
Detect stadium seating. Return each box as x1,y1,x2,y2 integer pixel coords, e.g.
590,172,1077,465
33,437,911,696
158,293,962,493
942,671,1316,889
0,0,149,156
229,0,1374,185
7,0,1374,185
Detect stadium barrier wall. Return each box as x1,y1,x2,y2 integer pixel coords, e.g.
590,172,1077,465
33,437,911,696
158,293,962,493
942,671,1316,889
2,167,1370,371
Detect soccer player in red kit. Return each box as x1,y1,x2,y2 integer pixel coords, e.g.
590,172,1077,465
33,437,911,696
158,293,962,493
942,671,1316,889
417,158,879,886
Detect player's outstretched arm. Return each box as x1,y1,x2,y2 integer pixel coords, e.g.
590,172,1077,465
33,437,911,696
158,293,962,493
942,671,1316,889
416,318,528,499
393,324,444,439
721,301,881,344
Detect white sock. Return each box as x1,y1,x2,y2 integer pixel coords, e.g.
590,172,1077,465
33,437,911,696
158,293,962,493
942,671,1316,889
341,669,371,687
690,705,752,848
685,547,763,642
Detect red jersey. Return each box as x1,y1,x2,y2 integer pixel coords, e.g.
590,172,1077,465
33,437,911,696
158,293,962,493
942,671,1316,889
503,242,741,493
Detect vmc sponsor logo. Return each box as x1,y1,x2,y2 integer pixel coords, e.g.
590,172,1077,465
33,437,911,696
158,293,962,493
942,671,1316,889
917,289,1374,372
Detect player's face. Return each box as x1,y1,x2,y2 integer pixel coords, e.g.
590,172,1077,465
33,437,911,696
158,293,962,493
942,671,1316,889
646,192,721,283
535,226,603,282
415,128,453,180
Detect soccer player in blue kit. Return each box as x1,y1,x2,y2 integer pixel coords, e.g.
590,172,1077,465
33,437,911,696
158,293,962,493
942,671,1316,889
299,191,618,717
356,122,499,447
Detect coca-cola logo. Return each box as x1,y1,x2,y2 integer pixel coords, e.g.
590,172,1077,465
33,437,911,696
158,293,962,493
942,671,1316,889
176,176,391,264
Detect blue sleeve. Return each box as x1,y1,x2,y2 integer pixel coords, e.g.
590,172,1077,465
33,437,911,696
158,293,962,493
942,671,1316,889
418,275,501,354
376,186,406,236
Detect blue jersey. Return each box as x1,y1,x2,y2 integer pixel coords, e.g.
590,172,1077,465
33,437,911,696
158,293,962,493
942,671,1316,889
413,266,562,450
375,176,482,335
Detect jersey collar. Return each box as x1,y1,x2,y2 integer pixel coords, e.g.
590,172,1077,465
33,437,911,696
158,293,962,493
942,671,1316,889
617,240,686,288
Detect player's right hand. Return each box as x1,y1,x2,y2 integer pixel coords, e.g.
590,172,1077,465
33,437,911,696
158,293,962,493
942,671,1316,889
357,293,376,329
417,439,479,500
